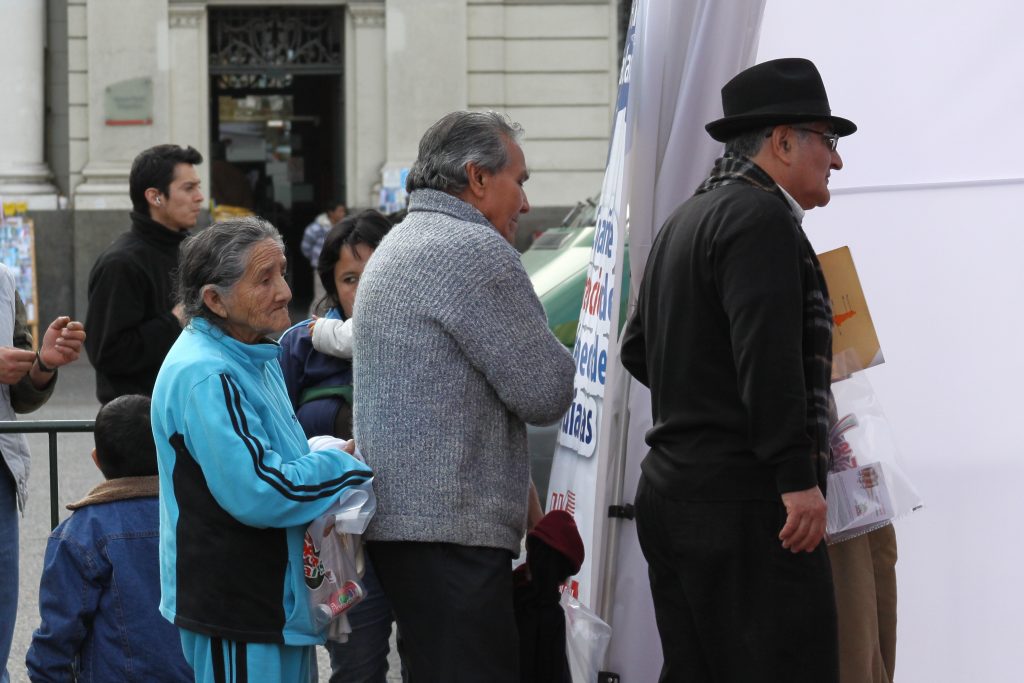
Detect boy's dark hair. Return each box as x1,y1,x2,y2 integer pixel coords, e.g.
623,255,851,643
93,394,158,480
129,144,203,215
325,199,347,215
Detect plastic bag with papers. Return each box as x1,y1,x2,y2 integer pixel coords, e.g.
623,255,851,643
302,436,376,643
560,591,612,683
826,371,923,543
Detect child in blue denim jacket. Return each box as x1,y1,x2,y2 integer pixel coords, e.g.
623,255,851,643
26,395,192,682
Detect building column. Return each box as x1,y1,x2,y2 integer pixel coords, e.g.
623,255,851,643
73,0,172,210
384,0,467,160
169,2,210,193
345,2,387,208
0,0,58,208
374,0,466,211
72,0,174,318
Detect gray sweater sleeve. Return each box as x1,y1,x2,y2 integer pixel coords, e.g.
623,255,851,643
444,258,575,426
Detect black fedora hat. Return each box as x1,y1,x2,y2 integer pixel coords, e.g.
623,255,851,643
705,58,856,142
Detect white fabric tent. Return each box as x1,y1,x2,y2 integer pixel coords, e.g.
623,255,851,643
591,1,1024,681
757,2,1024,681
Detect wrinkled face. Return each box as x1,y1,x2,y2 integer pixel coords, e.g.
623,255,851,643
217,239,292,343
786,122,843,209
474,138,530,244
333,243,374,319
152,163,204,231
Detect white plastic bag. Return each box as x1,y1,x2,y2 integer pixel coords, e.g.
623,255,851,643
303,437,377,641
561,591,612,683
306,436,376,536
826,371,923,543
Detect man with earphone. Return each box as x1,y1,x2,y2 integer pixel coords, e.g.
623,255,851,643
85,144,205,404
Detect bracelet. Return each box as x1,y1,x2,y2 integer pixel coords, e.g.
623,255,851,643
35,351,56,373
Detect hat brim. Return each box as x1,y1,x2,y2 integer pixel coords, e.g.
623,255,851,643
705,113,857,143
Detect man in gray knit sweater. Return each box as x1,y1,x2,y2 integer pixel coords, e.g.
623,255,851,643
352,111,574,682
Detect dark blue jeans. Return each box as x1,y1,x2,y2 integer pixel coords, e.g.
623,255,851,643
324,554,400,683
0,465,18,683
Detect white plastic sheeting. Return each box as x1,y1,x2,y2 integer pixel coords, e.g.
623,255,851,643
758,2,1024,681
599,1,1023,681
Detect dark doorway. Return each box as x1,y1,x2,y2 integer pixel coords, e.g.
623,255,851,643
207,6,344,317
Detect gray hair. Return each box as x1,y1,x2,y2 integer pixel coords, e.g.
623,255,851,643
176,216,284,326
405,111,524,195
724,124,823,158
724,126,774,158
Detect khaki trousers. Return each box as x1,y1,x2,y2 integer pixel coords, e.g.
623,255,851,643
828,524,898,683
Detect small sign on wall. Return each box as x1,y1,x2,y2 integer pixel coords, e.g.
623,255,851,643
105,77,153,126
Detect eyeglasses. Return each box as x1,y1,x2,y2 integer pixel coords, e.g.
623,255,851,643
789,126,839,152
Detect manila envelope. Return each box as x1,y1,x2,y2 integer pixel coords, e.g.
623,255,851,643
817,246,884,380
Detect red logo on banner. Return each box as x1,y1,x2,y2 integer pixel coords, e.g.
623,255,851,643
550,489,577,514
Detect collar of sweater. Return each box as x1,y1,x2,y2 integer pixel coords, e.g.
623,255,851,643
130,210,190,246
66,475,159,510
187,316,281,367
408,188,494,230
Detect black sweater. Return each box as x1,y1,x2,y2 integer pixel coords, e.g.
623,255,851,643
85,212,186,403
620,182,823,500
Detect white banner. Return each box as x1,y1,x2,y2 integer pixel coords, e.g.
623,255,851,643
545,0,637,606
545,0,768,679
603,1,767,678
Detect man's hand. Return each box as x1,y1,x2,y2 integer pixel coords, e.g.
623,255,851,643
0,347,36,384
779,485,827,553
38,317,86,371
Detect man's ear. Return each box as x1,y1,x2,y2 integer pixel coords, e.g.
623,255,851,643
767,126,795,165
464,161,488,199
144,187,164,207
202,286,228,319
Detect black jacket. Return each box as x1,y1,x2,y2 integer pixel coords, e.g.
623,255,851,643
85,212,186,403
621,180,824,500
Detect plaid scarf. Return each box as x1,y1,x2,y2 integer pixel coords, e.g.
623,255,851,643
697,154,834,489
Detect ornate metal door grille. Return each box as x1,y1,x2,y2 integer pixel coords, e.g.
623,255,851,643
209,7,343,89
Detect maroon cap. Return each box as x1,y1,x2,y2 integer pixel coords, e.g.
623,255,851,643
529,510,585,575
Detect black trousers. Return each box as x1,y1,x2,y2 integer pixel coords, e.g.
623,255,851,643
367,541,518,683
635,475,839,683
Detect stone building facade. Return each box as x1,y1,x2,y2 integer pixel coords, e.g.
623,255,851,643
2,0,622,323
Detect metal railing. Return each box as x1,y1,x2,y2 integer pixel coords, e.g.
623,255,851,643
0,419,95,529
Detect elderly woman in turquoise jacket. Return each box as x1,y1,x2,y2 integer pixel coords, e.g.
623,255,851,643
151,216,372,683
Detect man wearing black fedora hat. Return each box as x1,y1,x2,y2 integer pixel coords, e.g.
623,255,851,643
621,58,853,682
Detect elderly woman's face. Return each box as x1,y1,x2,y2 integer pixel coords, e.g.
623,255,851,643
217,239,292,343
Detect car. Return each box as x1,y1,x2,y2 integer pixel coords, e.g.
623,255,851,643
520,195,631,500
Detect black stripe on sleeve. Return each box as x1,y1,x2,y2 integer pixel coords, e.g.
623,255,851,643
217,374,372,502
